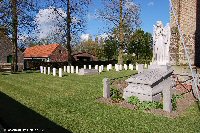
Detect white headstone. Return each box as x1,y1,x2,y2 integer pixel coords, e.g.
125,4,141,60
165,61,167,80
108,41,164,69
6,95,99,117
136,63,138,71
71,66,74,73
99,66,102,73
116,65,119,71
67,66,70,73
64,66,66,72
101,65,104,71
144,63,148,69
115,64,118,70
43,67,46,74
59,68,62,77
109,64,112,70
124,64,128,70
76,66,79,74
40,66,43,73
89,65,92,69
53,68,56,76
95,65,98,70
84,65,86,69
107,65,110,71
119,64,123,71
48,67,51,75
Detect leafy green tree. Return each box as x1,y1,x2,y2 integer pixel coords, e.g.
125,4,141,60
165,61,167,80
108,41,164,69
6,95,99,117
127,29,153,60
103,37,118,61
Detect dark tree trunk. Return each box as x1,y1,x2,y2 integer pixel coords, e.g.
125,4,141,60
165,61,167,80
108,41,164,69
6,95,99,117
11,0,18,72
118,0,124,65
67,0,72,65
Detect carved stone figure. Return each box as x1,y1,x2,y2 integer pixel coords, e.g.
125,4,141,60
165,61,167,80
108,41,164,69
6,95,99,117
153,21,171,65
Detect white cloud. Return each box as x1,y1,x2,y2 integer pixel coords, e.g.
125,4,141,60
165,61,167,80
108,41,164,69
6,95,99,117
147,1,154,6
87,12,97,21
35,6,67,40
80,34,91,41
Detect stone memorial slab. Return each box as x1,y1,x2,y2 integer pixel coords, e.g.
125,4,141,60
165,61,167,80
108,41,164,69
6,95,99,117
123,67,174,102
78,69,98,75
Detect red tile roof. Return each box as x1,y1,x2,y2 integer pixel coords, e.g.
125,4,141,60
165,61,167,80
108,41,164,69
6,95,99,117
24,44,59,58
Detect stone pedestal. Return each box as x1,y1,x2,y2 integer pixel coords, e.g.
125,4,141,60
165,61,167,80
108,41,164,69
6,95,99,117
48,67,50,75
163,87,173,113
71,66,74,73
59,68,62,77
53,68,56,76
44,67,47,74
103,78,110,98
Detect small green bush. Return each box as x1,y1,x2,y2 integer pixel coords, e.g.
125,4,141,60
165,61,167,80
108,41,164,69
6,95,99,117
172,94,183,111
110,88,123,101
128,96,163,110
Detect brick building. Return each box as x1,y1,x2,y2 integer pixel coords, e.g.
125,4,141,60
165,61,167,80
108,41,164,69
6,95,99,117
24,44,68,63
170,0,200,66
0,27,24,71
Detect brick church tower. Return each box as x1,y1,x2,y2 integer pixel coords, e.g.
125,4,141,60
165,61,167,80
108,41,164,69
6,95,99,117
170,0,200,66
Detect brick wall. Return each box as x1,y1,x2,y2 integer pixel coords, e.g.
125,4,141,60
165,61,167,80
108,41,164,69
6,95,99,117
170,0,198,65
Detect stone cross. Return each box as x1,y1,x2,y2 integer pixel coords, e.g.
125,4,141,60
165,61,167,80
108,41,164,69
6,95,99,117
103,78,110,98
40,66,43,73
48,67,50,75
59,68,62,77
43,67,47,74
53,68,56,76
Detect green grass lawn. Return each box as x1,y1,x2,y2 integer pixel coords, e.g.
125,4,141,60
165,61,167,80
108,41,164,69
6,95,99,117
0,70,200,133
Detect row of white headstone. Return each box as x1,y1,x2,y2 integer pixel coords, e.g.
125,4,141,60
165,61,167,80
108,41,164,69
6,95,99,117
40,63,148,77
40,66,79,77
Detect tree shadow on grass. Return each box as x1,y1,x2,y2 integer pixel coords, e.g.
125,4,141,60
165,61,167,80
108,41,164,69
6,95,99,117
0,92,72,133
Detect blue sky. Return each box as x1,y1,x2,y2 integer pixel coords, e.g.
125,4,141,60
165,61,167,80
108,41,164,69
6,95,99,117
86,0,170,36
